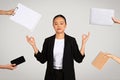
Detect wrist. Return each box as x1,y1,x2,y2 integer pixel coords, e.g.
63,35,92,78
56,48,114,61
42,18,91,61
31,43,37,48
32,45,38,54
0,65,7,69
5,11,9,15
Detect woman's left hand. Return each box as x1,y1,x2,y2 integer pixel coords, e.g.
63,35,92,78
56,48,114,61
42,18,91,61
82,32,90,44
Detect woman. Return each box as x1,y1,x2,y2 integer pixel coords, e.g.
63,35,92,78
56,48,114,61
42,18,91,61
26,14,90,80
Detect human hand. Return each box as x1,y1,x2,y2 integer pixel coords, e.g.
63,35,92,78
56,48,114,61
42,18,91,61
82,32,90,44
112,17,120,24
6,9,15,15
26,36,36,47
5,64,16,70
105,53,112,58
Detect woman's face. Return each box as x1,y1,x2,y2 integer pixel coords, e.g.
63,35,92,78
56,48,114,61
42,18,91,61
53,17,66,34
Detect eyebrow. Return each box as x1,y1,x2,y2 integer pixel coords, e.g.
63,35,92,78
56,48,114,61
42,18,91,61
54,21,65,23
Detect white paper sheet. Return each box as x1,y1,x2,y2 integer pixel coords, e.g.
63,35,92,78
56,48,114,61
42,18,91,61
89,8,114,26
10,3,42,32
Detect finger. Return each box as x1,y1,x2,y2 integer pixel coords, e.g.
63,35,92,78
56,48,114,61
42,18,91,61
112,17,116,21
88,32,90,36
26,36,30,41
11,66,16,70
26,36,32,41
11,9,15,11
112,16,114,19
87,32,90,37
82,32,90,38
12,64,16,67
11,9,16,15
82,34,87,39
26,35,29,39
31,37,34,40
112,17,118,23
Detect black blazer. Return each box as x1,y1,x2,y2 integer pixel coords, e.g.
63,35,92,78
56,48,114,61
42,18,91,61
34,34,85,80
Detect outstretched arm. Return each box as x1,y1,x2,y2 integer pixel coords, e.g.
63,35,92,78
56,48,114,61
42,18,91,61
0,64,16,70
106,54,120,64
0,9,14,15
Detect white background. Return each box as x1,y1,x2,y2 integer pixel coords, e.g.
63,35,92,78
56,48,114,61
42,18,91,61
0,0,120,80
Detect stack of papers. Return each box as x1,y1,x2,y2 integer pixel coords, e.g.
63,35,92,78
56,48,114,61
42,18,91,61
10,3,42,32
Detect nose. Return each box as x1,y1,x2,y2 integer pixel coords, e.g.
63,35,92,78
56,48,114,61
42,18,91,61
57,24,61,27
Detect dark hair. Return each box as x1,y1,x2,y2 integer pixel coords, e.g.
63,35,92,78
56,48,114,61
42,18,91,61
53,14,67,24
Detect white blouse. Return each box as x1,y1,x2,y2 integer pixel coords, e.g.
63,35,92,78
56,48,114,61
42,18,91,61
53,38,64,69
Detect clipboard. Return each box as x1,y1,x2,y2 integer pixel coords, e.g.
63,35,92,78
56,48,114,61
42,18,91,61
92,51,110,70
10,3,42,32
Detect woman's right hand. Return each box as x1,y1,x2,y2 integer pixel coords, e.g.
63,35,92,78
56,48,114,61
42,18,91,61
26,36,39,54
26,36,36,47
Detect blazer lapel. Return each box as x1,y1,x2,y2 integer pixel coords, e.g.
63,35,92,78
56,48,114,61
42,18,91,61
63,34,68,66
49,35,55,68
50,35,55,53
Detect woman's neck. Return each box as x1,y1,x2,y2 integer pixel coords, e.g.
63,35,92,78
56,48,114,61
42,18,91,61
55,33,65,39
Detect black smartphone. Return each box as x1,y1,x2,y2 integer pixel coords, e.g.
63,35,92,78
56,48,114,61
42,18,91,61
10,56,25,65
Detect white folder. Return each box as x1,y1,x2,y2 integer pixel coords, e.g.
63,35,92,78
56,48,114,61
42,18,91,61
90,8,114,26
10,3,42,32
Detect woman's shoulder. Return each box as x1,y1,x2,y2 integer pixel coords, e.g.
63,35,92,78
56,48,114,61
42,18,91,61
44,34,76,41
65,34,75,40
45,34,55,41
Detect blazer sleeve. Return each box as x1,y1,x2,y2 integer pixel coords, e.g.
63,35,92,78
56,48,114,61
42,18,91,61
72,38,85,63
34,39,48,64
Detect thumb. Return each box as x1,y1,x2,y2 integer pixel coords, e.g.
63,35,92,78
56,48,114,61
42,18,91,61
12,64,16,67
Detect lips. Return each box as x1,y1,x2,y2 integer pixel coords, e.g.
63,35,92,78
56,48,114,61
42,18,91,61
57,28,61,30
